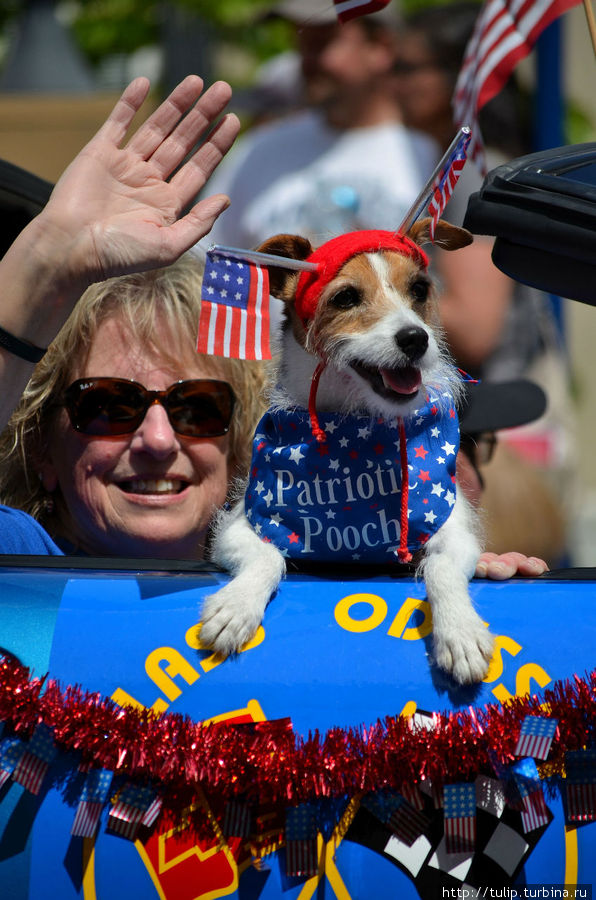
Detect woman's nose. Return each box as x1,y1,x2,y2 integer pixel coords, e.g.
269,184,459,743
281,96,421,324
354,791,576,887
129,401,180,457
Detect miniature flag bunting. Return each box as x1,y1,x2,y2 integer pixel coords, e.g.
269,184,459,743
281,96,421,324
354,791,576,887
71,768,113,838
514,716,558,760
333,0,391,22
388,798,430,846
565,749,596,823
12,723,56,795
223,799,252,838
108,783,159,841
427,128,471,240
400,781,425,811
285,803,318,878
198,250,271,361
0,737,24,789
520,787,550,833
443,783,476,853
453,0,582,172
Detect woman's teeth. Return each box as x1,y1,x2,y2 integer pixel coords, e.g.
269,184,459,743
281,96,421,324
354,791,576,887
121,478,184,495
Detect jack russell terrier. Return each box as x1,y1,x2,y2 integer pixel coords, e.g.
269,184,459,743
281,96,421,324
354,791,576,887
200,220,495,684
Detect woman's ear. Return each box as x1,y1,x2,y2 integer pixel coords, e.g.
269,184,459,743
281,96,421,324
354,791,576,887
37,455,58,493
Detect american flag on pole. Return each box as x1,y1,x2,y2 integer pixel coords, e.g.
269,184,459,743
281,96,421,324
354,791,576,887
285,803,319,877
427,127,471,239
107,783,159,841
443,783,476,853
520,787,551,832
198,250,271,361
514,715,558,760
565,749,596,823
12,723,56,795
71,768,113,838
333,0,391,22
453,0,582,172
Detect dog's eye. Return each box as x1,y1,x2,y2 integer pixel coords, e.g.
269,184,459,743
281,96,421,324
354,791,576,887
330,286,362,309
410,279,430,303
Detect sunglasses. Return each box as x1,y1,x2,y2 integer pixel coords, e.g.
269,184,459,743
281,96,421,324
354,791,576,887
460,432,497,468
63,377,235,438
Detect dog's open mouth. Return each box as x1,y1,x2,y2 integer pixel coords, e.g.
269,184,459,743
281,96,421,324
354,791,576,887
350,362,422,399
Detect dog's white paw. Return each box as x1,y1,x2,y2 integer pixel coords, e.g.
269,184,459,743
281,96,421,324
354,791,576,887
433,613,495,685
200,584,266,657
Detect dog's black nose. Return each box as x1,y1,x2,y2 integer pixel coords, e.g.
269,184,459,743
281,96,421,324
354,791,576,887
395,326,428,362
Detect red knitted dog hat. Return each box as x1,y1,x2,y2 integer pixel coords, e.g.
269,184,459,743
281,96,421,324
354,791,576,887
294,230,429,326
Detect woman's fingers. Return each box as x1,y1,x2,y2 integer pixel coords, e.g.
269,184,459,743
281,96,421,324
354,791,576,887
475,551,549,579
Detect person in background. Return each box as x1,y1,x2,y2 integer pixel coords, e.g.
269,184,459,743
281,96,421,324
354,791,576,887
393,3,576,564
202,0,439,250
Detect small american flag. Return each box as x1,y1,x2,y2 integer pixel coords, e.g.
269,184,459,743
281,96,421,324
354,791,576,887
223,799,252,838
520,788,551,832
565,749,596,823
0,737,24,789
514,716,558,760
71,768,113,838
285,803,318,878
198,250,271,361
12,723,56,795
333,0,391,22
443,783,476,854
427,128,471,240
453,0,581,171
400,781,425,811
108,783,157,841
388,798,430,847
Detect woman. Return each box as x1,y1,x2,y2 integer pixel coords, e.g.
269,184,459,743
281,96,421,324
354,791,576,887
0,255,268,558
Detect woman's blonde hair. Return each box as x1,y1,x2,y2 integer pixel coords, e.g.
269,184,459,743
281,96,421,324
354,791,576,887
0,253,270,536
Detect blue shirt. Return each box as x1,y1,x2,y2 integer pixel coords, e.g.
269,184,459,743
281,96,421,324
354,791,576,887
0,506,64,555
245,393,460,563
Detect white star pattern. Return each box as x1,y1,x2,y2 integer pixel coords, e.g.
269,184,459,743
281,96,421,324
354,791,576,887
289,446,305,464
431,482,445,498
431,426,440,438
263,490,273,507
325,420,338,434
358,426,371,440
445,490,456,507
329,459,340,471
270,513,282,526
441,441,456,456
424,510,438,524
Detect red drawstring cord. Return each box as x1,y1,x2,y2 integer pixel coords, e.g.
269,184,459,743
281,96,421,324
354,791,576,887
396,416,413,564
308,360,328,443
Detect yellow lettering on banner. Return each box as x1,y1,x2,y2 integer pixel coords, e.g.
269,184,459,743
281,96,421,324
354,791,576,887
334,593,387,632
185,624,266,673
387,597,433,641
491,663,552,704
483,634,523,684
110,687,169,715
145,648,200,701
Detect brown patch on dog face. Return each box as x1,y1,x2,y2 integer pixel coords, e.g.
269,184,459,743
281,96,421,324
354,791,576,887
305,250,438,356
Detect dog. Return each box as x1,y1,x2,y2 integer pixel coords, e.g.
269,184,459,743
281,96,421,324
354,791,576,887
200,219,495,684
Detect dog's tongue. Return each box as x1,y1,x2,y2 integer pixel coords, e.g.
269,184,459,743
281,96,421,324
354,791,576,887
380,365,422,396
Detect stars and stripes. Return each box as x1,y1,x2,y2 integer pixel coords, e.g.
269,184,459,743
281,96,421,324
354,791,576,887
223,799,252,838
443,783,476,854
0,736,24,789
107,783,160,841
520,787,550,833
565,749,596,823
12,723,56,795
285,803,319,878
333,0,391,22
427,128,471,240
514,716,558,760
453,0,581,172
71,768,113,838
198,250,271,361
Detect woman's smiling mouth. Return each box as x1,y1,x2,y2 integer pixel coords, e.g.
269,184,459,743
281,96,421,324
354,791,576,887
118,478,188,495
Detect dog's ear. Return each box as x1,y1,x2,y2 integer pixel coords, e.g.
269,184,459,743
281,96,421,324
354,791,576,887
257,234,314,299
407,217,473,251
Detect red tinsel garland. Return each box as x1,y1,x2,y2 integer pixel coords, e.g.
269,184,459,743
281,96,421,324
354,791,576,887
1,655,595,814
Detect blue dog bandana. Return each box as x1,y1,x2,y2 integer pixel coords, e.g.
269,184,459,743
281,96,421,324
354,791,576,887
245,392,460,563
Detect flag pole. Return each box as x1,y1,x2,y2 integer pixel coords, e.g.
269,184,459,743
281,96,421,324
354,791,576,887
210,244,318,272
397,125,471,235
582,0,596,55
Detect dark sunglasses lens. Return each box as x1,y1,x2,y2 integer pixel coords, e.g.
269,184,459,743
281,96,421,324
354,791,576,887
167,381,234,436
65,380,145,435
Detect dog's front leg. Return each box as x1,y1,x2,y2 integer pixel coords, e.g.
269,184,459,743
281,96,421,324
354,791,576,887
419,495,494,684
200,503,286,656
